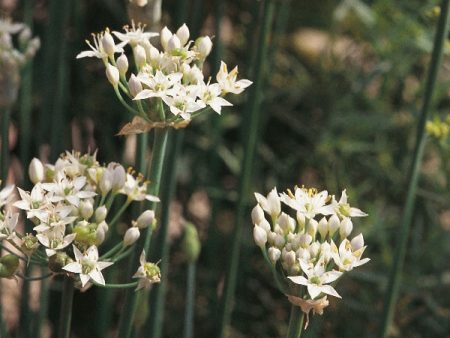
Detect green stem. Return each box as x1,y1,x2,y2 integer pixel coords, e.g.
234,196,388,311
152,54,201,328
57,277,75,338
116,128,168,338
109,199,132,227
183,263,196,338
94,281,138,289
100,242,124,260
379,1,450,337
35,269,49,338
1,108,10,183
217,1,275,336
286,305,305,338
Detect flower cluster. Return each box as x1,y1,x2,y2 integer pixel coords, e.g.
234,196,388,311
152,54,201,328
77,22,251,133
252,186,369,317
0,151,160,290
0,18,40,107
426,114,450,143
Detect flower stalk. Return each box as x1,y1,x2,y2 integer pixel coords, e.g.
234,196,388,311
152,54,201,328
287,305,305,338
57,277,75,338
1,108,10,183
379,0,450,336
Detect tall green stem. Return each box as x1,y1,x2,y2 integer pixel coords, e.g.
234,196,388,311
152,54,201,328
57,278,75,338
286,306,304,338
379,1,450,337
116,128,168,338
217,1,275,336
1,108,10,183
183,263,196,338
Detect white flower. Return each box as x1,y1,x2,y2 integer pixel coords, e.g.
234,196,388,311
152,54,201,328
14,185,49,221
29,158,45,184
0,19,24,34
253,225,267,247
135,210,155,229
120,174,160,202
329,190,367,218
197,82,232,114
36,224,76,256
194,36,212,59
254,187,281,219
280,187,333,219
163,84,205,120
106,63,120,87
133,250,161,290
134,71,183,101
288,260,342,299
112,22,159,47
63,245,113,287
77,30,126,59
216,61,252,94
41,176,96,207
0,210,19,240
176,24,190,46
124,227,140,246
332,238,370,272
0,184,15,209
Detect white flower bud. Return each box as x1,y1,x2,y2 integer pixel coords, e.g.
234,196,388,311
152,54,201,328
106,64,120,87
268,247,281,264
95,206,108,223
267,231,276,246
267,188,281,218
134,45,147,69
296,248,310,261
284,250,296,267
19,27,31,45
296,211,306,231
279,213,295,234
307,219,318,238
136,210,155,229
176,24,190,46
167,35,181,52
110,164,126,192
98,221,109,234
339,217,353,239
99,171,112,195
116,54,128,77
160,27,172,51
101,31,116,57
124,227,140,246
128,74,143,97
195,36,212,59
29,158,44,184
274,234,285,248
148,44,160,61
328,214,340,236
309,241,320,257
351,233,364,251
251,205,264,225
253,225,267,248
299,233,312,248
96,227,106,245
258,219,271,232
320,242,332,263
79,200,94,220
318,217,328,239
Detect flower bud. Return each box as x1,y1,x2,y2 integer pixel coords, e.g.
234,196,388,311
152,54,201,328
268,247,281,264
273,233,285,248
279,213,295,234
351,233,364,251
128,74,143,97
79,200,94,220
309,242,320,257
124,227,140,246
134,45,147,68
284,250,296,267
106,63,120,87
49,252,73,273
96,226,106,245
296,211,306,232
20,234,39,256
253,225,267,248
339,217,353,239
176,24,190,46
267,188,281,218
328,214,340,236
251,205,264,225
19,27,32,45
195,36,212,59
307,219,318,238
99,171,112,195
116,54,129,76
299,233,312,248
109,164,126,192
0,254,20,278
258,218,271,232
95,206,108,223
136,210,155,229
97,221,109,234
182,223,201,263
167,35,181,52
101,31,116,57
148,44,160,61
318,217,328,239
160,27,172,51
29,158,44,184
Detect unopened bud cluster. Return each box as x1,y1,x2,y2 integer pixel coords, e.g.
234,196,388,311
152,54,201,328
0,151,160,290
0,18,40,107
77,22,252,129
252,186,370,311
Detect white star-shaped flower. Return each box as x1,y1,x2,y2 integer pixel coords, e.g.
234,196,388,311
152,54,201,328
112,22,159,47
329,190,367,218
216,61,252,94
63,245,113,287
133,250,161,290
197,81,232,114
280,187,333,219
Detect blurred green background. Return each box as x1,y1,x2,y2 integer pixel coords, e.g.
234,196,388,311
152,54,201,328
2,0,450,337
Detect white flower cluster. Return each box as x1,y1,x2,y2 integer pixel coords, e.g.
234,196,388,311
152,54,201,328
0,151,160,289
0,18,40,107
77,22,251,125
252,187,370,303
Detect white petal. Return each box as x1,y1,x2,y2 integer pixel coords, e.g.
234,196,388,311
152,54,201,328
307,284,322,299
321,270,343,284
63,262,82,273
80,274,90,287
287,275,308,286
89,269,105,285
320,285,341,298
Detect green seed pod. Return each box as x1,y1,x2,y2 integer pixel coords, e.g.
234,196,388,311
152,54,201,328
182,223,201,263
0,254,20,278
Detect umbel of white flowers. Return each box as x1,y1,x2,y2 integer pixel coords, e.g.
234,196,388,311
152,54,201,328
252,186,369,324
0,18,40,107
77,22,252,133
0,151,160,290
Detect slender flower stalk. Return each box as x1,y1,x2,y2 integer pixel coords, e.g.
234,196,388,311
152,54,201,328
57,277,75,338
379,1,450,337
217,1,275,336
287,306,305,338
183,263,196,338
1,109,9,183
